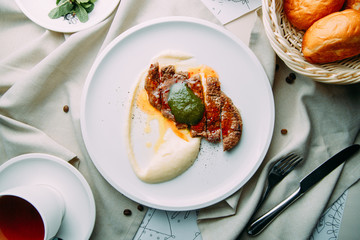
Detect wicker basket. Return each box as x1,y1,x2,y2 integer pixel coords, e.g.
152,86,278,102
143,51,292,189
262,0,360,84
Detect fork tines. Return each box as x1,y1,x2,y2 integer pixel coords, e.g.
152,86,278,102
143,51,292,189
275,153,303,175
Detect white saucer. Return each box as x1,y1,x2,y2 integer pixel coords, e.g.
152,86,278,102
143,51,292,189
0,153,96,239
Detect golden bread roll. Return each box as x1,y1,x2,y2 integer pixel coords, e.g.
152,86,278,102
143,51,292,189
344,0,360,10
302,9,360,64
284,0,345,30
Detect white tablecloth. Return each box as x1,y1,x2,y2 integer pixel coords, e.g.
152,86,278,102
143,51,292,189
1,1,359,239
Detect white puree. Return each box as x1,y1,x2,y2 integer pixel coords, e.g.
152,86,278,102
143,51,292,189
126,50,201,183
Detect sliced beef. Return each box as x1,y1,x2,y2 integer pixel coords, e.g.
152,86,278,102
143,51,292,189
204,76,222,143
159,65,176,121
186,74,207,138
144,63,161,111
144,62,242,151
220,93,242,151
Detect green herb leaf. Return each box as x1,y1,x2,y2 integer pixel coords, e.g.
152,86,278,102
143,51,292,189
57,0,69,5
82,2,94,13
81,3,92,8
76,0,90,3
75,4,89,23
49,0,95,22
48,1,74,19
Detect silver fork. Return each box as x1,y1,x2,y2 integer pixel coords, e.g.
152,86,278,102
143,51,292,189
246,153,303,229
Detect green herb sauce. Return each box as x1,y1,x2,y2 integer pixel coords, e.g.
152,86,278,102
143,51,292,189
168,83,205,126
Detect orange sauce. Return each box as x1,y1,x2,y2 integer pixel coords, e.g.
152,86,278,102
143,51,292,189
136,89,189,152
188,65,218,78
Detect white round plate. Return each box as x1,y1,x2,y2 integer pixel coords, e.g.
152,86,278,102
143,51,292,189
0,153,96,239
14,0,120,33
81,17,275,211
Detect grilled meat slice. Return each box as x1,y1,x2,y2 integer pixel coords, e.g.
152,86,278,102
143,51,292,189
174,72,189,83
159,65,176,121
144,63,242,150
204,76,222,142
144,63,161,111
186,74,207,138
221,93,242,151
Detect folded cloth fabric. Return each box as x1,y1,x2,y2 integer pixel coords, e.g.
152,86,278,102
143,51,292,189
338,181,360,239
1,0,359,239
0,0,216,239
197,9,360,240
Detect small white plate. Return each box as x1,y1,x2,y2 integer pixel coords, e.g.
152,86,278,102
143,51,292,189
14,0,120,33
81,16,275,211
0,153,96,239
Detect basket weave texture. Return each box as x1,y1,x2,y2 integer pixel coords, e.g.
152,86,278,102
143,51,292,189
262,0,360,84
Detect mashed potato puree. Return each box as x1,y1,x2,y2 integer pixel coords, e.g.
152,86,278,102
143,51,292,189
126,51,202,183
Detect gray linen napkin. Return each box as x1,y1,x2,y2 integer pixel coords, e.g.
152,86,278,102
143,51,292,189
2,0,359,239
0,1,145,239
0,9,76,162
0,0,218,239
197,9,360,240
338,181,360,239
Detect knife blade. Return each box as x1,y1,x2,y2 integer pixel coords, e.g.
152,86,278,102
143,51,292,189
247,144,360,236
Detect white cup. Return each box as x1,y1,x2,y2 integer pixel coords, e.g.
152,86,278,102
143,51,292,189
0,184,65,240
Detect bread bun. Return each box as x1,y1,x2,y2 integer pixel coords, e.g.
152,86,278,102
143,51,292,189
302,9,360,64
284,0,345,30
344,0,360,10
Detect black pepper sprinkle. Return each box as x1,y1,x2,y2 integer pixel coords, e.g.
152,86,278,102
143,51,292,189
281,129,288,135
63,105,69,113
123,209,132,216
137,205,144,211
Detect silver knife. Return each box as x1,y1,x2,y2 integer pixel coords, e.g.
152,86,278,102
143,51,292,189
247,144,360,236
